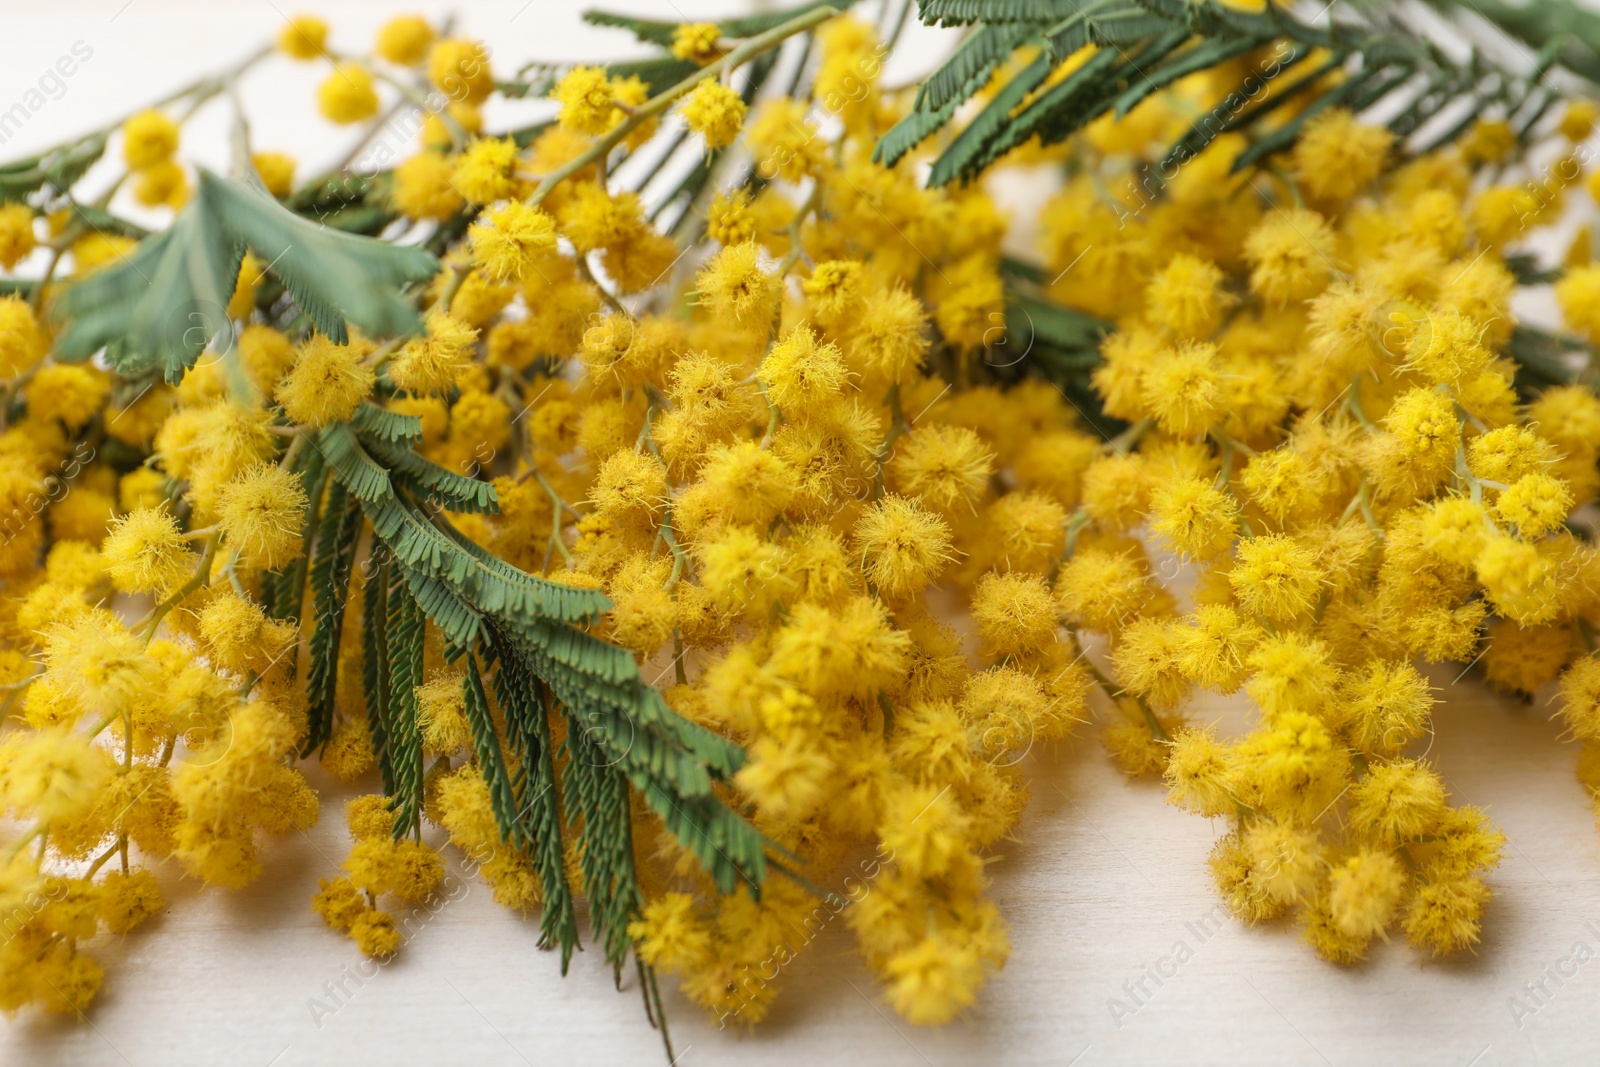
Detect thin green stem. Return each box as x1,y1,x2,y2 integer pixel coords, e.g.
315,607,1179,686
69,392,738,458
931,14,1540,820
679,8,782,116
533,468,576,568
524,6,838,208
871,383,908,499
137,535,220,644
1266,164,1305,208
85,837,124,878
660,505,688,588
1070,630,1170,743
776,180,822,277
575,254,628,317
1347,374,1375,430
1105,417,1153,455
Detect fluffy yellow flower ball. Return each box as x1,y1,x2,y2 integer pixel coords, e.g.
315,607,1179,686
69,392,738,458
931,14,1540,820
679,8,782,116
214,465,309,569
250,152,296,198
392,152,464,221
467,201,558,282
375,15,434,66
102,508,195,594
318,64,381,125
275,333,374,427
552,66,618,136
427,38,494,106
672,22,724,64
680,79,747,149
278,14,329,60
121,109,179,169
0,202,38,269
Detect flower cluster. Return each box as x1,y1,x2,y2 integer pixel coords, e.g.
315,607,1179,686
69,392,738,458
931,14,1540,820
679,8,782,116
1035,93,1600,959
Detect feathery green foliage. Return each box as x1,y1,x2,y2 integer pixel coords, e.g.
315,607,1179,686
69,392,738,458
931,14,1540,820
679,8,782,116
877,0,1575,184
53,170,437,381
487,623,580,965
0,133,107,203
303,480,361,754
361,556,397,797
384,568,427,837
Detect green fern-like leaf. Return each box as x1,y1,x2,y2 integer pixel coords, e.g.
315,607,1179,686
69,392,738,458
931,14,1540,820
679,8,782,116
486,624,580,966
901,0,1571,187
1045,1,1180,53
360,433,499,514
0,133,107,203
201,173,438,344
927,50,1053,187
318,423,394,503
1111,34,1260,117
461,651,519,843
916,20,1037,111
351,403,424,444
561,721,641,976
919,0,1086,26
304,481,362,754
584,0,854,45
385,568,426,837
362,557,397,796
363,492,609,630
52,195,242,383
53,170,438,382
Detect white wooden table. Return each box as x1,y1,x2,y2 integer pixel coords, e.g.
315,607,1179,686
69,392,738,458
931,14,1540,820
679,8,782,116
4,3,1599,1064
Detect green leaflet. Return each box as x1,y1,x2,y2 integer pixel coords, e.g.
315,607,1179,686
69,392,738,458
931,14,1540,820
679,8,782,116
874,100,962,169
317,420,768,897
486,624,579,966
561,718,642,977
201,173,437,343
602,57,699,95
361,434,499,514
1509,325,1586,396
304,480,362,754
1006,286,1108,352
362,555,397,796
1157,45,1319,171
0,133,106,203
1432,0,1600,84
581,9,692,45
54,170,438,382
500,623,765,896
351,403,424,444
927,50,1052,187
1110,34,1261,118
1230,72,1365,173
910,0,1568,186
584,0,853,45
362,492,610,629
1044,1,1179,54
930,40,1134,186
875,20,1041,168
1002,281,1123,437
63,201,148,240
308,410,766,897
318,415,610,629
461,652,519,845
918,0,1089,26
317,423,393,503
915,21,1036,112
52,191,242,384
386,568,426,837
